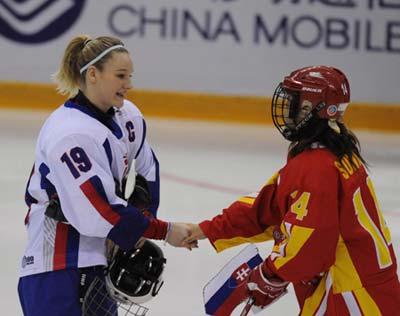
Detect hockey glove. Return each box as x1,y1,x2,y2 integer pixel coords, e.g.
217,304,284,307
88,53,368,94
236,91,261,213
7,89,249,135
127,174,152,212
45,194,68,223
247,261,289,310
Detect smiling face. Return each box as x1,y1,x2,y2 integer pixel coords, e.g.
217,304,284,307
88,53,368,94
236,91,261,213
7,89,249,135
84,51,133,112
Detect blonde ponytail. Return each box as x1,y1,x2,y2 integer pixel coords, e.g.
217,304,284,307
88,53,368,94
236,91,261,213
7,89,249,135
53,35,91,98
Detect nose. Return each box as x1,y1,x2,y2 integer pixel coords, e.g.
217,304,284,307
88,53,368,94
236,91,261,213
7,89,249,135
125,78,133,90
127,81,133,90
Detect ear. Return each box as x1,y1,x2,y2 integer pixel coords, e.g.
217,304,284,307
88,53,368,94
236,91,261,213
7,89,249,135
86,66,98,84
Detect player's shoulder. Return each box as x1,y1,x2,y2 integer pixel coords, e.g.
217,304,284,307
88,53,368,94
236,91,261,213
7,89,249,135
39,104,108,147
288,147,338,173
120,99,143,118
55,105,106,132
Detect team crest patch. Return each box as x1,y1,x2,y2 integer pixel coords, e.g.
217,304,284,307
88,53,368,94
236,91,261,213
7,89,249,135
327,105,338,116
229,262,252,288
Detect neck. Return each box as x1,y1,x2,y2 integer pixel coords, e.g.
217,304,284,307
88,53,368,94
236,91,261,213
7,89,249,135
75,91,115,118
81,89,109,113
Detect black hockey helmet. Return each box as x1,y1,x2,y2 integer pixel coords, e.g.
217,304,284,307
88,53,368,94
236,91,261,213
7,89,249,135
106,240,166,304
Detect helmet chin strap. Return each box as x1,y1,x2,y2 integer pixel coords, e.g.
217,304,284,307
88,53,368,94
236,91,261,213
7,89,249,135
328,119,341,133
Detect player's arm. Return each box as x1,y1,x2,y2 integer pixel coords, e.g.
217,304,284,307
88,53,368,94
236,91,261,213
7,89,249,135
237,166,341,311
131,116,160,217
189,173,283,252
46,134,166,250
264,168,340,283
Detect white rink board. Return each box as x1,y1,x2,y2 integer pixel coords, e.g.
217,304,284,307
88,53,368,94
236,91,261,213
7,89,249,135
0,1,399,103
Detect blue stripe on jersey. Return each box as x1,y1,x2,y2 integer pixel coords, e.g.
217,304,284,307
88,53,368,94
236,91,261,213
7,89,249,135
87,175,108,202
109,120,122,139
65,226,80,269
38,163,56,198
102,139,113,169
134,118,147,159
64,101,122,139
25,165,38,207
147,150,160,217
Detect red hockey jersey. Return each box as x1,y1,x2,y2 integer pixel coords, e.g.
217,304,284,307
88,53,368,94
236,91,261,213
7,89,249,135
200,148,400,315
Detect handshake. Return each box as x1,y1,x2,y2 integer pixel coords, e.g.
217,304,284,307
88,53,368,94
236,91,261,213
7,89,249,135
164,223,289,312
164,223,205,250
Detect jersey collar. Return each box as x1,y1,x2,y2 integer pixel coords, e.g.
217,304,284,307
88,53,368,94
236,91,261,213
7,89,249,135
64,91,122,139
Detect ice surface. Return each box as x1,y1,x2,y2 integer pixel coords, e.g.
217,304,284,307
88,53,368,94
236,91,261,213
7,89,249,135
1,109,398,316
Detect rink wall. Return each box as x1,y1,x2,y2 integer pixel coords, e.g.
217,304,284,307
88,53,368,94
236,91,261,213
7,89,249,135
0,81,399,132
0,1,399,131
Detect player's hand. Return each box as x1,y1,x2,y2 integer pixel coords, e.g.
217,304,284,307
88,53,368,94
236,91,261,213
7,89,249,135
247,262,289,310
182,223,206,248
127,174,152,211
165,223,198,250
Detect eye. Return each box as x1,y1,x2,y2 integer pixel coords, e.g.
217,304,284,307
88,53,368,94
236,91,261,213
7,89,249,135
117,74,125,79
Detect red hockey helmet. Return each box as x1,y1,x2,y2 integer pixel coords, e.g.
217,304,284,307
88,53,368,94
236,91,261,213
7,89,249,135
271,66,350,141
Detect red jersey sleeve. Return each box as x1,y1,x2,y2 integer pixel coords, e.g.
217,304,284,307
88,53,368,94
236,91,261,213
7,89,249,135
267,150,340,283
199,173,283,252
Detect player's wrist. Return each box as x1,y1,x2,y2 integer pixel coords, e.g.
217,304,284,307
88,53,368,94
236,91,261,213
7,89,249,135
143,218,169,240
260,261,288,286
198,221,211,239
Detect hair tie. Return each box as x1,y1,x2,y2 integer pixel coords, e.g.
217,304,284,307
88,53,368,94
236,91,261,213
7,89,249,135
82,38,92,48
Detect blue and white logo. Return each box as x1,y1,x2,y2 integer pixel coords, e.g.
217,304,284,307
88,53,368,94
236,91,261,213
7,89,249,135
0,0,86,43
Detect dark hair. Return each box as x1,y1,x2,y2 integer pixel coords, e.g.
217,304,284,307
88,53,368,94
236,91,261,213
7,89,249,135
288,119,367,168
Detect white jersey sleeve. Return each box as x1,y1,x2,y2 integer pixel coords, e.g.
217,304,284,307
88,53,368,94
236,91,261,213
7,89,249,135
121,101,160,216
45,131,150,250
47,133,123,237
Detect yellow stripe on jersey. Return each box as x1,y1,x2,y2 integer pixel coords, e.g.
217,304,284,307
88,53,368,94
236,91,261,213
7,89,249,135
265,172,279,186
238,196,256,205
213,226,275,252
273,224,314,269
238,172,280,206
301,274,328,316
353,287,382,316
366,177,392,245
330,235,362,293
353,188,392,269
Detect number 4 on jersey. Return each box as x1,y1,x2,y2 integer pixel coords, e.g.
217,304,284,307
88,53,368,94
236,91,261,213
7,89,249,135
290,191,311,221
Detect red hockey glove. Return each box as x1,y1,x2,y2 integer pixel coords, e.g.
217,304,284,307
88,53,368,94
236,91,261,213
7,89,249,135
247,262,289,309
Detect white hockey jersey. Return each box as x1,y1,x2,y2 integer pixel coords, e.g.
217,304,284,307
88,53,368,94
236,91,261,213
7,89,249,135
20,94,159,277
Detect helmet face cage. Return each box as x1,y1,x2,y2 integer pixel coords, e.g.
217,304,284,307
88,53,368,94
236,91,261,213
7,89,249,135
271,66,350,141
107,240,166,305
271,83,301,141
83,276,149,316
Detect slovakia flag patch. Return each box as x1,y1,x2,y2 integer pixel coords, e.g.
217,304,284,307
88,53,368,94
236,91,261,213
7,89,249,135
203,244,263,316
